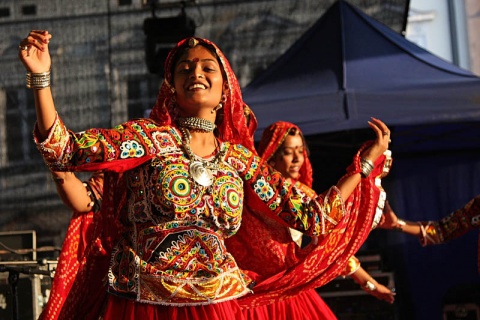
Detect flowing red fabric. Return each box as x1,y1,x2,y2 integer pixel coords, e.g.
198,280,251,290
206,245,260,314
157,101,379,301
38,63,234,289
228,122,388,310
39,37,256,320
232,121,335,319
102,294,246,320
241,290,336,320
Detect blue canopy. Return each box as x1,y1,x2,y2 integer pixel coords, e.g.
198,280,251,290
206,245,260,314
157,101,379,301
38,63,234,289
243,2,480,319
243,0,480,145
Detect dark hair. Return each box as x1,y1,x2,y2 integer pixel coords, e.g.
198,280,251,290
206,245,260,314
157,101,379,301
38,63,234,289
285,127,310,157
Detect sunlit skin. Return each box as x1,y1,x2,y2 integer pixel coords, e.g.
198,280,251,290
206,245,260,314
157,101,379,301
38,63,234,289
173,45,224,121
269,133,305,180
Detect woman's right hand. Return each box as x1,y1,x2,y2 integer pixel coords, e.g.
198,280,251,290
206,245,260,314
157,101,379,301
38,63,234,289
18,30,52,73
361,117,391,163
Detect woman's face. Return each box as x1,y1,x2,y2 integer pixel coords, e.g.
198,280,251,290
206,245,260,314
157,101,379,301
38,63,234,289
270,133,305,180
173,45,224,116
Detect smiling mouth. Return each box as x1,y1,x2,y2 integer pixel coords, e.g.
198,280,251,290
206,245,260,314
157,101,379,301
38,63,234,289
188,83,206,90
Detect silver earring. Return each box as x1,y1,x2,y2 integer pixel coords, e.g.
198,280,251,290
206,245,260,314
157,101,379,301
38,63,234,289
211,103,223,114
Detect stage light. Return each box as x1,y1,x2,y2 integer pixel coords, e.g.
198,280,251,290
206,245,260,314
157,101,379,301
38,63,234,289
143,14,196,74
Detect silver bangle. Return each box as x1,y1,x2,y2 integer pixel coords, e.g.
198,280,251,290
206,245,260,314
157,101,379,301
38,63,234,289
362,280,377,291
360,157,374,178
393,218,406,231
26,70,51,89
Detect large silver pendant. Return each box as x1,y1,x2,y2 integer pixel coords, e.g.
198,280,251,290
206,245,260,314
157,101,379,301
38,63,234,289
189,161,214,187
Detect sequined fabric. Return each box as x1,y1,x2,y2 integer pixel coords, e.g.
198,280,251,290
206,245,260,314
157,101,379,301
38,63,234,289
419,194,480,273
418,194,480,246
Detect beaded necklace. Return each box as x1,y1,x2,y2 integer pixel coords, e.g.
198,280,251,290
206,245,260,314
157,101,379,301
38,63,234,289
178,117,216,132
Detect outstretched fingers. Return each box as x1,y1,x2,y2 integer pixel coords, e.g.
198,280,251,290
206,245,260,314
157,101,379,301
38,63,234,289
368,117,390,141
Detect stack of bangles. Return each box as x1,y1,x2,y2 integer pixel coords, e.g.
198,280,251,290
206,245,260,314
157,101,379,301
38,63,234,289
360,157,374,178
26,70,51,89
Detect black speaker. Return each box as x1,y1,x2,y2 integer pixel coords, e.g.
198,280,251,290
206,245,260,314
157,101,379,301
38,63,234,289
0,274,40,320
443,283,480,320
0,260,56,320
443,304,480,320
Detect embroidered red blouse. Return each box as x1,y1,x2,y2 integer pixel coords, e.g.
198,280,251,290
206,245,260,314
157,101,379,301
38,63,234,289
35,114,351,306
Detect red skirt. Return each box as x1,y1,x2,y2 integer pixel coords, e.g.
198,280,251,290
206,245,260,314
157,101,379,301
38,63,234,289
102,294,247,320
241,290,337,320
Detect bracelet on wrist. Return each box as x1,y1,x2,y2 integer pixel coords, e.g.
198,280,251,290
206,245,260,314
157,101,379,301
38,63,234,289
360,157,374,178
26,70,51,89
362,280,377,291
393,218,406,231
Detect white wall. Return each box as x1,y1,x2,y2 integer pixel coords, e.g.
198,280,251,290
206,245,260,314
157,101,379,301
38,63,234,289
406,0,470,71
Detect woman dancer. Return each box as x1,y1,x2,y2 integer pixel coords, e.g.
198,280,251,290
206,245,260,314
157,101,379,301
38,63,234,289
227,121,394,320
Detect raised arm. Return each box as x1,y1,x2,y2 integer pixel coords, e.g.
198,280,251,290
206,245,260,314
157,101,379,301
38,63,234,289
229,118,391,236
18,30,55,140
335,117,391,200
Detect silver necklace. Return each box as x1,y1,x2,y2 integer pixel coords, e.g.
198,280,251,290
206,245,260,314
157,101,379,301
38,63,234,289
180,127,225,187
177,117,216,132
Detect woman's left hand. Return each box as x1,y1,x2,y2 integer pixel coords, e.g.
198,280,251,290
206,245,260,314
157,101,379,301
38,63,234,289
368,282,396,304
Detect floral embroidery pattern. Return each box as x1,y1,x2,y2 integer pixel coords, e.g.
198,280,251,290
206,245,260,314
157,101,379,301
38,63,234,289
120,140,145,158
35,116,350,306
152,130,179,153
253,177,274,201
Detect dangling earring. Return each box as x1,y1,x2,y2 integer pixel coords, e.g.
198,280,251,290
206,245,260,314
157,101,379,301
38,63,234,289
211,94,227,114
211,103,223,114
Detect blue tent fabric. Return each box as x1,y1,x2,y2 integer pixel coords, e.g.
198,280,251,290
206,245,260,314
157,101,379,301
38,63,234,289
243,0,480,140
243,1,480,319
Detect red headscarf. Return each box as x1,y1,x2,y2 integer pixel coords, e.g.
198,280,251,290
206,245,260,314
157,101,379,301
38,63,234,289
149,37,257,152
257,121,313,187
